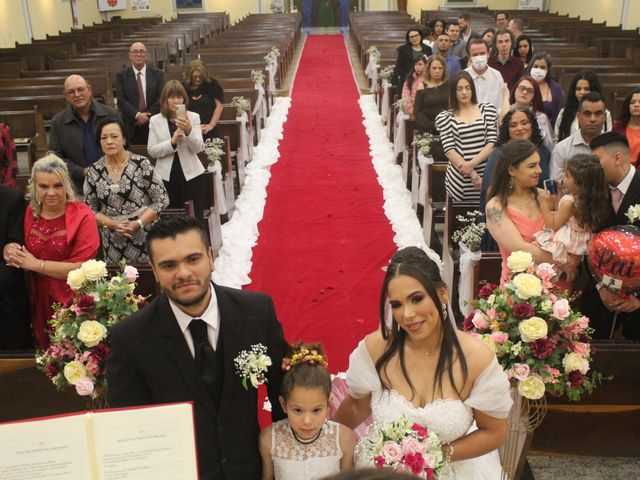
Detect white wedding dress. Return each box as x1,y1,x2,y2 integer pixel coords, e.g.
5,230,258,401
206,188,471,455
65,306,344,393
346,340,512,479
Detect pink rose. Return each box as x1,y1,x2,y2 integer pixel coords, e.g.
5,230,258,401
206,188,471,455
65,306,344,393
491,332,509,344
123,265,139,283
573,341,590,357
486,307,497,320
472,312,489,330
75,378,94,396
510,363,530,381
422,453,436,469
577,316,589,329
552,299,571,319
85,355,101,376
536,263,556,282
382,441,402,463
549,294,558,302
401,437,425,457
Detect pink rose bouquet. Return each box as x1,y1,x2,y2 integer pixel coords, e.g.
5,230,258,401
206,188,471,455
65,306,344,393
466,251,608,401
36,261,147,404
357,415,446,478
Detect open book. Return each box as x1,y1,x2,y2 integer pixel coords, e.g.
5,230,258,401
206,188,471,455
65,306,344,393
0,402,198,480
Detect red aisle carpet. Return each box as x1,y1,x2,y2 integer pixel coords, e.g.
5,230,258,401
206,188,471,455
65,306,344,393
246,35,397,373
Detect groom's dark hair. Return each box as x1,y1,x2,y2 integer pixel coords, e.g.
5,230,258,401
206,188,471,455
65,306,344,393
146,216,210,261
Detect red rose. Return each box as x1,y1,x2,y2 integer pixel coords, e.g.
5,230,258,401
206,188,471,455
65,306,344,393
137,299,149,309
567,370,583,387
513,303,536,319
374,455,385,469
44,362,60,378
411,423,428,440
426,468,435,480
75,294,95,315
62,297,74,308
403,452,425,474
478,283,497,299
463,312,475,332
90,343,110,361
531,339,555,359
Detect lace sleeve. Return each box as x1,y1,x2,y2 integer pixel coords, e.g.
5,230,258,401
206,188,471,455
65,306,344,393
345,339,381,399
463,357,512,419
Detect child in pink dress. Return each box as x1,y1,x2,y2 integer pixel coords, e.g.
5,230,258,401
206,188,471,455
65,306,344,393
534,154,610,280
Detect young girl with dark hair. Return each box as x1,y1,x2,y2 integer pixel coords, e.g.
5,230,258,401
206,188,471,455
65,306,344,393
259,342,355,480
401,55,428,116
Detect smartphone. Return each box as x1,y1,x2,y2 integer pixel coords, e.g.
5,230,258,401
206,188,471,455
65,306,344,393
543,179,558,195
175,104,186,119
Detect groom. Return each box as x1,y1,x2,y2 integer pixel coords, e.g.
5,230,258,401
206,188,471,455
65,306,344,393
107,216,288,479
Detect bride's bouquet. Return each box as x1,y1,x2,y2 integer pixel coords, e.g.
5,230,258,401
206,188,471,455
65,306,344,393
357,415,446,479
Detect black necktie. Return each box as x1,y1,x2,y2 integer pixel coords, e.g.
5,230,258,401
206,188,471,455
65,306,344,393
188,319,222,410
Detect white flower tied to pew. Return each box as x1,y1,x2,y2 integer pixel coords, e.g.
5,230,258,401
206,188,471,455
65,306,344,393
251,69,265,87
452,210,487,316
232,96,251,181
251,69,268,127
364,46,381,94
412,132,435,157
231,96,250,117
393,98,409,157
379,64,395,125
264,47,280,94
203,137,225,169
203,137,229,216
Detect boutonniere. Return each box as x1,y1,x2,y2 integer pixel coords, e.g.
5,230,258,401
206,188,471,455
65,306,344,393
625,204,640,223
234,344,271,390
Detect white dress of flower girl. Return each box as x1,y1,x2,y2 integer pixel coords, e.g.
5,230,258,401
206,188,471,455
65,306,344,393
346,340,512,479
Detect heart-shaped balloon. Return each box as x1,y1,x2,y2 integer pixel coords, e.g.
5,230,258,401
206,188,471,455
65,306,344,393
587,225,640,294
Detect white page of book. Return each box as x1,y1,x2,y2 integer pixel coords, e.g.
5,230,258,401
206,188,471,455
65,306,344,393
90,403,198,480
0,414,93,480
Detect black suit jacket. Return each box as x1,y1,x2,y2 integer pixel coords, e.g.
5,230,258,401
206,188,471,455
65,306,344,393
0,185,31,348
107,283,288,480
115,65,165,140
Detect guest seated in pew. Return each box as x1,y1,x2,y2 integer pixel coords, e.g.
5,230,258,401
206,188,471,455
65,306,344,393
612,87,640,167
413,55,449,162
48,74,120,194
84,118,168,265
116,42,165,145
485,139,576,285
0,123,18,188
401,55,428,116
3,155,99,348
550,92,607,180
435,71,497,205
394,28,433,98
147,81,206,220
183,60,225,142
513,35,533,69
525,52,565,127
508,75,554,152
555,70,612,144
0,184,32,349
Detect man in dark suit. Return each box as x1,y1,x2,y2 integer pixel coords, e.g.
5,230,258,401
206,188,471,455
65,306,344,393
115,42,165,145
107,216,288,479
578,132,640,340
0,185,32,348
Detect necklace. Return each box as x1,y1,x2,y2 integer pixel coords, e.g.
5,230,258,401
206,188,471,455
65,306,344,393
106,153,129,176
406,340,433,357
291,425,323,445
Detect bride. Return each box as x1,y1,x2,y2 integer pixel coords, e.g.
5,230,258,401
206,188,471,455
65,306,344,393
333,247,512,478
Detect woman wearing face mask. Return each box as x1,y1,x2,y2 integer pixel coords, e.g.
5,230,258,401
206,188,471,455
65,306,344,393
526,52,565,126
435,71,498,205
394,29,433,98
401,56,429,116
508,75,554,152
513,35,533,68
554,70,612,143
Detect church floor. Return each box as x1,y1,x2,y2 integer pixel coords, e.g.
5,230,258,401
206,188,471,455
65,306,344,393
527,455,640,479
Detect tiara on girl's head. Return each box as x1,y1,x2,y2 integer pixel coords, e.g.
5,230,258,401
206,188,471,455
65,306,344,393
281,346,328,371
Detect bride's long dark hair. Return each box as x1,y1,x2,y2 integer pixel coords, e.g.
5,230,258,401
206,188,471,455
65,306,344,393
375,247,468,401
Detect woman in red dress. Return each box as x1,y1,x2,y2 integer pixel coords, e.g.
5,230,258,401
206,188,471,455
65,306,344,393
3,155,99,348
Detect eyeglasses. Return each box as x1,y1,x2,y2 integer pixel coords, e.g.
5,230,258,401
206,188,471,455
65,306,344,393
65,86,88,96
130,49,148,55
517,85,534,95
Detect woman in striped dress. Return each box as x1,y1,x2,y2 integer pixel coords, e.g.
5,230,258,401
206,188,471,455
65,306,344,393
436,71,498,204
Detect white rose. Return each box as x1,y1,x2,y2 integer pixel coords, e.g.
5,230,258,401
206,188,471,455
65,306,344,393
64,361,88,385
512,273,542,299
77,320,108,347
80,260,107,281
517,375,546,400
563,352,589,374
506,251,534,272
518,317,548,342
67,268,87,291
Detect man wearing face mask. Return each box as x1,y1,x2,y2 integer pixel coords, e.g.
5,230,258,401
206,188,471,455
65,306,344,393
432,33,461,76
464,39,506,115
550,92,607,180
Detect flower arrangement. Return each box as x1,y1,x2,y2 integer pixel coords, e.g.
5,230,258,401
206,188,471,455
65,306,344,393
625,204,640,223
234,344,272,390
367,46,381,63
466,251,607,401
203,137,225,167
395,98,408,115
36,261,147,402
251,69,265,86
451,210,486,251
264,46,280,66
231,96,250,117
412,132,435,157
379,65,395,82
357,415,446,479
281,345,328,371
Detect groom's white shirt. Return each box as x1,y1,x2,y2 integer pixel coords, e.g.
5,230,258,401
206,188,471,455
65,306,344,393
170,285,220,356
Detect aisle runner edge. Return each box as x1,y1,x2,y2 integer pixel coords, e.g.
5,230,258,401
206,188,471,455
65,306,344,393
212,97,292,289
358,95,442,267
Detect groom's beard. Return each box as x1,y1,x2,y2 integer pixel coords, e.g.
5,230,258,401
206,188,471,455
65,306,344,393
165,281,211,308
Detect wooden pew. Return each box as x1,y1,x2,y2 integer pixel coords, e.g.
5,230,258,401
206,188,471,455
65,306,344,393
0,108,47,173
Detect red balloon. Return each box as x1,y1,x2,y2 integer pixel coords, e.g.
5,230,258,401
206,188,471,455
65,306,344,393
587,225,640,294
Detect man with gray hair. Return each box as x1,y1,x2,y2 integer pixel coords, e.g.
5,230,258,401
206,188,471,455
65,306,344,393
508,18,524,40
48,74,119,193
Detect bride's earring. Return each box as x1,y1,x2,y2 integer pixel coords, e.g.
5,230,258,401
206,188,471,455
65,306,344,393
509,176,514,190
442,303,448,323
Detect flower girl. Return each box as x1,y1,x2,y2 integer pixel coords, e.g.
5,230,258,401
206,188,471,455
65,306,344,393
259,342,355,480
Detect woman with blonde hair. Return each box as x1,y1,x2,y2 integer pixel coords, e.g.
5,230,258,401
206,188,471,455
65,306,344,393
183,59,224,141
3,154,99,348
147,80,205,219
